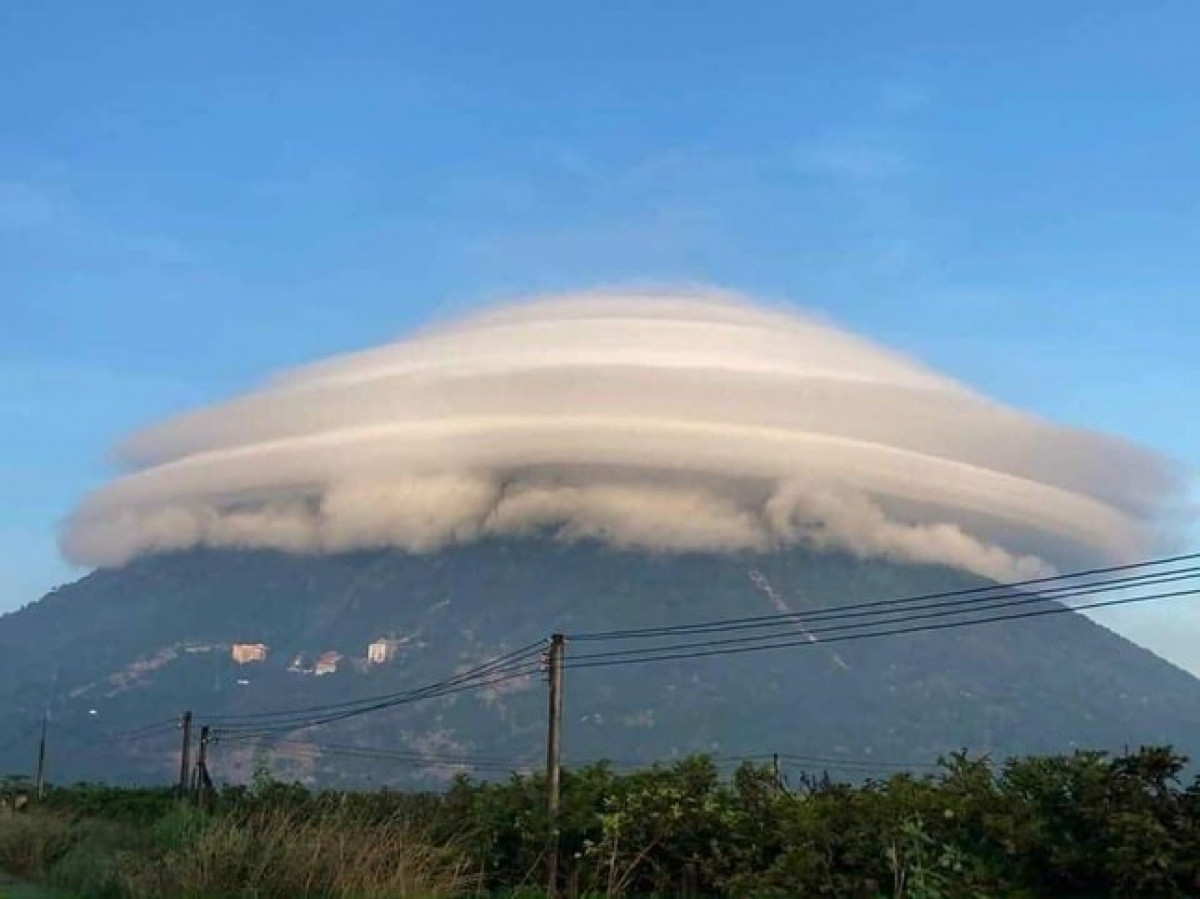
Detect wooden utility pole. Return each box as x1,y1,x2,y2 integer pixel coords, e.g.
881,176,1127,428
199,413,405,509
772,753,781,795
34,710,47,801
545,633,565,898
177,711,193,798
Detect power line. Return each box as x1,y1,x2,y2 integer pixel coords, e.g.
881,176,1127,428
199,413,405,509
561,571,1200,665
204,640,545,725
57,717,181,748
225,738,949,783
215,737,941,777
757,565,1197,629
774,752,943,771
214,654,544,738
84,646,545,751
570,552,1200,641
228,737,538,773
562,585,1200,670
262,739,531,766
214,670,540,738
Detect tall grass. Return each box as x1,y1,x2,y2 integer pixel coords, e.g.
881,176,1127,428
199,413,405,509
0,811,74,880
0,812,129,895
154,803,476,897
0,804,474,898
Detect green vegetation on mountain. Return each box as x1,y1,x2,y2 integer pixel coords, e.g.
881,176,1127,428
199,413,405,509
1,540,1198,786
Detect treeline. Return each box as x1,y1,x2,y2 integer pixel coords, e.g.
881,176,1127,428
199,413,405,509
3,746,1199,897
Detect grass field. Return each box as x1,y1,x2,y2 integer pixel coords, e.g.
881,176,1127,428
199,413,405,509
0,870,66,898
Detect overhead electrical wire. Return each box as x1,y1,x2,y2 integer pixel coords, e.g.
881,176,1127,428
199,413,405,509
570,552,1200,642
206,640,544,728
212,646,546,738
592,564,1200,638
774,752,943,771
562,584,1200,670
216,737,940,777
88,717,182,744
92,646,545,747
213,666,542,738
561,569,1200,665
230,737,539,773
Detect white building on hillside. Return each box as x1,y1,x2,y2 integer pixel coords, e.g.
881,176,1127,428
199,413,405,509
367,638,405,665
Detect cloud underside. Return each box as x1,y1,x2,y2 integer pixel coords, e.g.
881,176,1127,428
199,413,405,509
62,289,1179,582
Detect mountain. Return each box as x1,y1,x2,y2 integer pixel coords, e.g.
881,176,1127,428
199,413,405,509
2,539,1198,788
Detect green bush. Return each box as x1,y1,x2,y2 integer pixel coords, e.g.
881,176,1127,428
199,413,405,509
7,746,1199,897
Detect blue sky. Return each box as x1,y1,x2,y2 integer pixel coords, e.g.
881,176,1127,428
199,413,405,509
1,3,1198,664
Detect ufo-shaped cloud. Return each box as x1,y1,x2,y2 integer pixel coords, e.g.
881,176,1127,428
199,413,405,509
62,289,1180,581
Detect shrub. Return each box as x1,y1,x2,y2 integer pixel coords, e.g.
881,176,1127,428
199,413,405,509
6,746,1199,897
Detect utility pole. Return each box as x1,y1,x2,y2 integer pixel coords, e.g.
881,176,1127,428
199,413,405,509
177,711,193,798
194,725,212,809
545,633,565,899
772,753,781,795
34,710,47,801
35,669,58,802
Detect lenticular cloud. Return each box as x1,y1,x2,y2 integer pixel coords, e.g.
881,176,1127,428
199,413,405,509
62,289,1179,581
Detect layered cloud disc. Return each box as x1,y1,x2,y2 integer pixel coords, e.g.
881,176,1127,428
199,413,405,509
62,289,1181,581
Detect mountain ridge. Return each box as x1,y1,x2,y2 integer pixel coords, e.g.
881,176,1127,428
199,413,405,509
2,539,1198,787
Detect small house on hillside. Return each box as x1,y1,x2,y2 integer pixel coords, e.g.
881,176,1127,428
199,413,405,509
314,651,342,676
231,643,268,664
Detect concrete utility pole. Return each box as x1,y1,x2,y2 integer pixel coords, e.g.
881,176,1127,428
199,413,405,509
34,710,47,800
35,669,58,802
194,725,212,808
177,711,193,798
545,633,565,898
